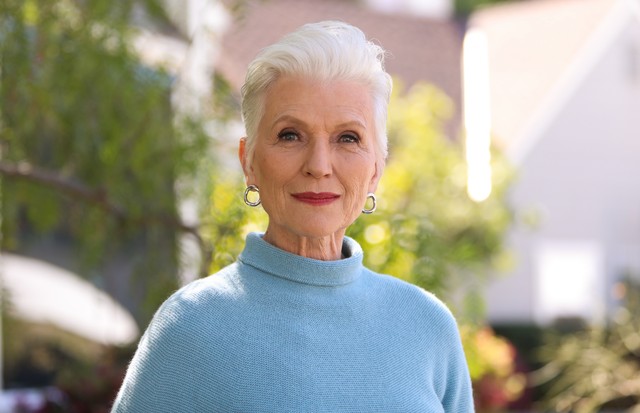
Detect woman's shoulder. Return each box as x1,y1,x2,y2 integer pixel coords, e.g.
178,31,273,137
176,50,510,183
146,264,244,332
362,269,458,330
175,263,244,301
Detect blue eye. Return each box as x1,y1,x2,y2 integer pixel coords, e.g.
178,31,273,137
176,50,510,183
277,130,299,141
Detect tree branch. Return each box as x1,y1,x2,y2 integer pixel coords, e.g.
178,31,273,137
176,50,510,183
0,160,211,276
0,161,126,217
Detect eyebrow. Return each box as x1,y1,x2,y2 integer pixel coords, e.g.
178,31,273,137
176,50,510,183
271,114,367,131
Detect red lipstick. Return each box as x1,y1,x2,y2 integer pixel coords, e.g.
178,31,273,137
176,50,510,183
292,192,340,206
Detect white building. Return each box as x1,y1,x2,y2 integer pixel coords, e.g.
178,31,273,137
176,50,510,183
469,0,640,325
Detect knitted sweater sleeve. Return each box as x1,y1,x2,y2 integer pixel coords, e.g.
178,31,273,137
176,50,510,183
429,298,474,413
110,293,200,412
442,318,475,413
410,285,474,413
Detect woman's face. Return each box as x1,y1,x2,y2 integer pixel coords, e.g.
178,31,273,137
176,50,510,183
240,76,382,246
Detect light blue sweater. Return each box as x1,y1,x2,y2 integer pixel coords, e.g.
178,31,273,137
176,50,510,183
112,233,474,412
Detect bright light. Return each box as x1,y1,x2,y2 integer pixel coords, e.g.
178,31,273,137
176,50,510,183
463,29,492,202
535,241,604,324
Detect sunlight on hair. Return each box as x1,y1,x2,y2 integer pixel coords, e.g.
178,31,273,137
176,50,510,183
463,29,492,202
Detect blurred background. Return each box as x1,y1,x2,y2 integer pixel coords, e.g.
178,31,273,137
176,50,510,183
1,0,639,411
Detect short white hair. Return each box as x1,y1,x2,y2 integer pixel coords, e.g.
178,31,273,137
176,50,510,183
240,20,392,165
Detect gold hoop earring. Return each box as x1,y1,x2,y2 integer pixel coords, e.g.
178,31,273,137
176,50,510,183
244,185,261,207
362,193,377,214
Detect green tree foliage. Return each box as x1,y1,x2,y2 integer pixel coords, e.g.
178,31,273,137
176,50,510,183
207,80,513,317
206,174,266,272
534,277,640,413
454,0,516,16
0,0,209,321
348,81,512,315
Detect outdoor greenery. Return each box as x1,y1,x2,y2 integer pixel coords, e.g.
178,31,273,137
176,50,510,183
462,326,527,410
1,0,516,320
352,81,513,312
4,1,640,412
533,277,640,413
454,0,516,16
0,0,210,323
4,0,527,410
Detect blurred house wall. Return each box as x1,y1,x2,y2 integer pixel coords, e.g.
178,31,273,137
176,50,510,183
480,0,640,325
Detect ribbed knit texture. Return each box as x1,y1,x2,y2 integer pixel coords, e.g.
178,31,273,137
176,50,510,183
111,233,474,412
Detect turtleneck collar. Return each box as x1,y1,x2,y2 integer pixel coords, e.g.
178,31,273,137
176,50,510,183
238,232,364,287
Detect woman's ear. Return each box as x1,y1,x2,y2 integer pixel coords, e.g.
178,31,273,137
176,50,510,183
238,137,255,184
368,159,385,193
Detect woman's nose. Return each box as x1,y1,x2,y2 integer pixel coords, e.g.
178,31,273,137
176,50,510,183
303,140,332,178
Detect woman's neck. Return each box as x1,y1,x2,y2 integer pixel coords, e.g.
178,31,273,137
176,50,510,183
263,227,345,261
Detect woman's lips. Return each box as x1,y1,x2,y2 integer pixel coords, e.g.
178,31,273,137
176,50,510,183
292,192,340,206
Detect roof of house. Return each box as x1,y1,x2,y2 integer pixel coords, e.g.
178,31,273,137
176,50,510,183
216,0,465,134
469,0,619,149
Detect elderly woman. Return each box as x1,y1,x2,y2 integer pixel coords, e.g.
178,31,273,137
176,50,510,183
112,21,474,412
